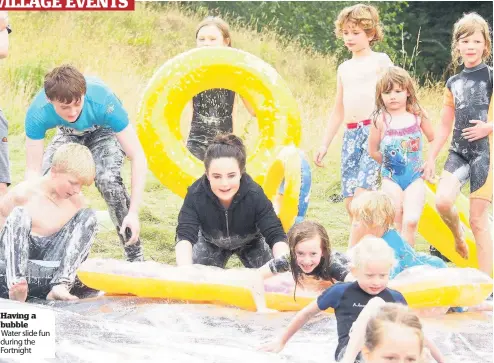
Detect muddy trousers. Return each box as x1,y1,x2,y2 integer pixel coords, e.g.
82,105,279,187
42,127,143,261
0,207,97,298
192,234,273,268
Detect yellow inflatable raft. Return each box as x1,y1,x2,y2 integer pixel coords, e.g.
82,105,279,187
77,259,492,313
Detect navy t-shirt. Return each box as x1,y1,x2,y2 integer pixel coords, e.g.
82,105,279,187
317,281,407,360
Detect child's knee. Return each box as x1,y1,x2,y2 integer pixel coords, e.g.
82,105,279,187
78,209,98,230
404,218,419,231
435,195,454,214
7,207,30,228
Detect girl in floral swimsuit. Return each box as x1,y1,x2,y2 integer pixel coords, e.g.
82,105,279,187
368,66,434,247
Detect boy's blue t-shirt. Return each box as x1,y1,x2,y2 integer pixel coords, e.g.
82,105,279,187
25,76,129,140
382,229,447,278
317,281,407,361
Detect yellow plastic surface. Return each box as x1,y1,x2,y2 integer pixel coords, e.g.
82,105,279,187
418,182,478,268
263,146,301,231
135,46,302,198
77,270,258,312
77,270,492,312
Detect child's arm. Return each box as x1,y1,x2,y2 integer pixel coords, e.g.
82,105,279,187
232,95,256,135
424,336,446,363
344,272,356,282
232,96,238,134
240,95,256,117
420,112,435,143
462,120,493,141
340,297,386,363
314,70,344,167
462,95,492,141
368,119,383,164
258,263,275,280
184,101,193,136
422,105,455,182
258,254,289,280
259,300,321,352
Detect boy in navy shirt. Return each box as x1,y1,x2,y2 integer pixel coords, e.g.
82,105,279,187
260,237,445,362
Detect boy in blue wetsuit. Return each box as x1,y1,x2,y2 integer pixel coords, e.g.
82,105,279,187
24,65,147,262
260,237,445,362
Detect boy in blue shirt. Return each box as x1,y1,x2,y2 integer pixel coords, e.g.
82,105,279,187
260,237,445,362
24,65,147,262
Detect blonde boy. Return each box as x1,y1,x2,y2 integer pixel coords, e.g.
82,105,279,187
0,143,98,302
260,237,445,363
350,191,447,278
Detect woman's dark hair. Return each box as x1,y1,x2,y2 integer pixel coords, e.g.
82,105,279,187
288,221,333,298
204,133,246,172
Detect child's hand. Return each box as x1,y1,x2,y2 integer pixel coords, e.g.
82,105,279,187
420,159,436,183
314,146,328,167
462,120,493,142
258,339,285,353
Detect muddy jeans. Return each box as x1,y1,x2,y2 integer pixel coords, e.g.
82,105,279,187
0,207,97,297
42,126,143,262
192,232,273,268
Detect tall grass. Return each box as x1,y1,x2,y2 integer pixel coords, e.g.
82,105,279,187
2,4,455,265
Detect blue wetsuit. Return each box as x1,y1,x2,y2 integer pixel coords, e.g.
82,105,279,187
317,281,407,362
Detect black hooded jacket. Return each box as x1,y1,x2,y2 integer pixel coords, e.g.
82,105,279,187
176,173,287,250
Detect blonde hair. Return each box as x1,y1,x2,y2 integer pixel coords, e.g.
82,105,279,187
373,66,425,125
365,303,424,354
351,191,395,230
195,16,232,47
334,4,383,46
451,12,492,68
51,143,96,186
349,236,396,270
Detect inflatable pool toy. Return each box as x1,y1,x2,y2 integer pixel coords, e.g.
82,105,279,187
135,46,302,199
418,182,478,268
77,259,493,313
262,146,311,231
277,149,312,228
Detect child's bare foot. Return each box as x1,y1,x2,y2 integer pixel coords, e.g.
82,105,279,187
8,280,28,302
455,226,469,259
46,284,78,301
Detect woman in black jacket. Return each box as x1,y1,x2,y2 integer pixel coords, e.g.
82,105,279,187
175,134,289,268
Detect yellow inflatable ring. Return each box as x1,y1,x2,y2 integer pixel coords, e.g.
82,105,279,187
135,46,302,198
263,146,312,232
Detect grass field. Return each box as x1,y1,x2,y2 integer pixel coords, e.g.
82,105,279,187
2,5,466,266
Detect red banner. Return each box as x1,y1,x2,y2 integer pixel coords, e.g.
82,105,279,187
0,0,134,10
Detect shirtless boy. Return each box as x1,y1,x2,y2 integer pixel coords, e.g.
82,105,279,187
0,143,97,302
313,4,392,247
